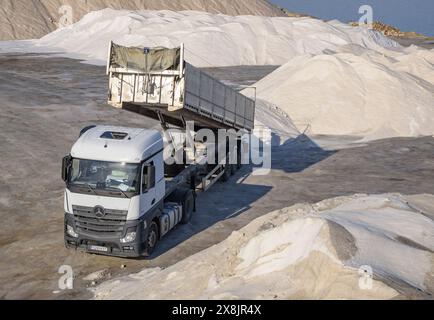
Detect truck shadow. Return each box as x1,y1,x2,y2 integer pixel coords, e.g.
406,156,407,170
269,133,337,173
151,169,273,259
150,133,336,259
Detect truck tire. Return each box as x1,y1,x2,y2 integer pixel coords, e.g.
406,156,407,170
146,221,159,256
167,189,195,225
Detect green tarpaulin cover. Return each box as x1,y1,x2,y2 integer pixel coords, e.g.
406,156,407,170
110,43,180,72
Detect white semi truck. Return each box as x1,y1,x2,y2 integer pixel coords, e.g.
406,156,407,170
62,43,255,257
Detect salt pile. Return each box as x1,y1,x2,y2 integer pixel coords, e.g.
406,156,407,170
32,9,399,67
250,50,434,140
0,0,284,40
93,194,434,300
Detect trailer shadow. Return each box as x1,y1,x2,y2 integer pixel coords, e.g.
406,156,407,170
152,170,272,258
150,133,337,259
269,133,337,173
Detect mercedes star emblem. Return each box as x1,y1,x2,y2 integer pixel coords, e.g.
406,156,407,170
94,206,106,218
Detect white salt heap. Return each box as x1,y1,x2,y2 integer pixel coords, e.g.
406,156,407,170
250,50,434,140
93,194,434,300
0,0,285,40
32,9,400,67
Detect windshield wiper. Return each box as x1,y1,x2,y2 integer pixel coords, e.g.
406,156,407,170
106,187,129,198
84,183,98,195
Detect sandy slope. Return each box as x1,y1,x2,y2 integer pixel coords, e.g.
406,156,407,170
92,194,434,300
0,0,285,40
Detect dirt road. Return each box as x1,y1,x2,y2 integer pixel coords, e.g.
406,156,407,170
0,54,433,299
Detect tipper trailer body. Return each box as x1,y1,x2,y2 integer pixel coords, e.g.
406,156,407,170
62,43,255,257
107,42,255,132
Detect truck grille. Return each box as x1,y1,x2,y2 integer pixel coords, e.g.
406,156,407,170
72,205,128,237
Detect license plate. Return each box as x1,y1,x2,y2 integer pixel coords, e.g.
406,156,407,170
89,245,109,253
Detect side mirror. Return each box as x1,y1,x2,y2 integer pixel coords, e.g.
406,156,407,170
142,164,156,193
62,156,72,182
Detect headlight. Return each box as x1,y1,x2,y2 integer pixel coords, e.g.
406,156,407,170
120,232,137,243
67,225,78,238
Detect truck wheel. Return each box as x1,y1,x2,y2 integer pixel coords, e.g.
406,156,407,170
167,189,195,225
146,221,159,256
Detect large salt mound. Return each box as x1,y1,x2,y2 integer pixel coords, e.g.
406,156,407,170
32,9,400,67
251,51,434,140
92,194,434,300
0,0,285,40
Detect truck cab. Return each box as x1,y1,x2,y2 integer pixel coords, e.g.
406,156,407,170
62,125,194,257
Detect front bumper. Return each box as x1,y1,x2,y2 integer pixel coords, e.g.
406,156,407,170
64,213,149,258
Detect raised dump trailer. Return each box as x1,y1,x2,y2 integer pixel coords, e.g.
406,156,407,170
61,43,256,258
107,42,255,132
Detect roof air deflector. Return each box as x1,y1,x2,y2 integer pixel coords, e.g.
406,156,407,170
100,131,129,140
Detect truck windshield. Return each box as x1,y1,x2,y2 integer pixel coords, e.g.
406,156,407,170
68,159,140,198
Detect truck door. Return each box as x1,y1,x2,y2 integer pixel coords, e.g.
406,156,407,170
140,161,157,216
